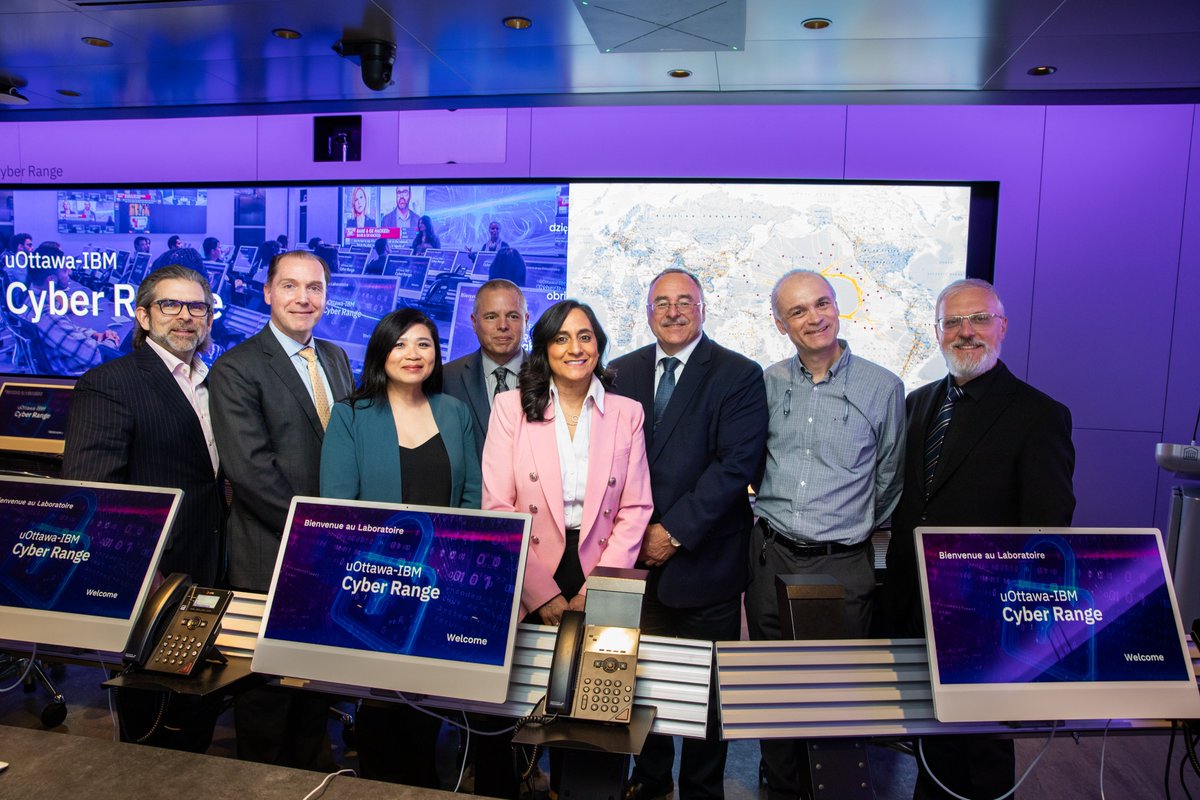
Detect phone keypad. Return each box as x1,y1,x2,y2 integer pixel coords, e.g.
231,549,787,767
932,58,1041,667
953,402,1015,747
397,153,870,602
574,659,634,721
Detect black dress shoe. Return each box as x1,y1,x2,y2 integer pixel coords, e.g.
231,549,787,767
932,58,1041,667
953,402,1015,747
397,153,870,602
622,781,674,800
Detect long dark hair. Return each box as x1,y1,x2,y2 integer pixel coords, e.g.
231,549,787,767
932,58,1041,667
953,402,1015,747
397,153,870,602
415,215,441,249
346,308,443,407
519,300,612,422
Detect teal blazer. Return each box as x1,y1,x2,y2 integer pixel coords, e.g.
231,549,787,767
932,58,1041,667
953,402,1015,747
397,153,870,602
320,393,482,508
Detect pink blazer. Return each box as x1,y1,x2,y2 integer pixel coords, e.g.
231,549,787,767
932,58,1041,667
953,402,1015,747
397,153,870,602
483,388,653,616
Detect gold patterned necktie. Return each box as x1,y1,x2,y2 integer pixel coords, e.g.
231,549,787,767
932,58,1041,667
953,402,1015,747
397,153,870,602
299,346,331,429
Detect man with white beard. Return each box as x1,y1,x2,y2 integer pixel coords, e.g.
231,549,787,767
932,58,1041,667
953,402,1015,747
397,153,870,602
883,277,1075,800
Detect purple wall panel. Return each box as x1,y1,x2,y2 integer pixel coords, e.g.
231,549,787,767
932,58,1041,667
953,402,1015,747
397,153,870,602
255,110,533,182
14,116,258,184
1154,105,1200,533
527,105,848,179
1072,429,1163,527
843,105,1047,379
1029,105,1193,432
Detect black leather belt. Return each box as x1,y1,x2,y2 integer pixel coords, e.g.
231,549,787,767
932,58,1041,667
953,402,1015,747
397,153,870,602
757,518,868,557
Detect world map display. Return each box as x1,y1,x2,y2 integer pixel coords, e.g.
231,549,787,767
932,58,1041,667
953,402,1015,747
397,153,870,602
567,182,973,392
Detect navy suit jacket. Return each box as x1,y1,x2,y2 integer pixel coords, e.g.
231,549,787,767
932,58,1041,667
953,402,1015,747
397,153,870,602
443,349,501,463
610,334,768,608
209,325,353,591
63,345,227,585
883,361,1076,636
320,393,481,507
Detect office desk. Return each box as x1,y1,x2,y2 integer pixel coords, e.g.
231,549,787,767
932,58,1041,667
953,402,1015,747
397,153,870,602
0,726,464,800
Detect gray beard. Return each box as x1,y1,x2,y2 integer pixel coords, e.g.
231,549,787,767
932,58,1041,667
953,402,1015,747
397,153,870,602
943,344,999,382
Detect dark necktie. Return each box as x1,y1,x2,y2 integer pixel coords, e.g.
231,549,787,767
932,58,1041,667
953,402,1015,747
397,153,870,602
653,357,680,428
924,383,964,492
493,366,510,400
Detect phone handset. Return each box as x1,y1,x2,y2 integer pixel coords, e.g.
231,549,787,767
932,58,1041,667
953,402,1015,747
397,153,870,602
546,609,585,715
124,572,191,668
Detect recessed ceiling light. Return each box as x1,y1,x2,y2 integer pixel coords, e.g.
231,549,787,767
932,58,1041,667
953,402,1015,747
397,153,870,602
272,28,302,40
81,36,113,47
502,16,532,30
668,69,692,78
56,89,81,97
0,86,30,106
1027,65,1057,76
802,18,832,30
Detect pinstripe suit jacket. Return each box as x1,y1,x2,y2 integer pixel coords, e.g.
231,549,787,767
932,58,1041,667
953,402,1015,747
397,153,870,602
63,345,227,586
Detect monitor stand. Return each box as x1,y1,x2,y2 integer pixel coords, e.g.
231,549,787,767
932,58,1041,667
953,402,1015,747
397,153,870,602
1156,443,1200,625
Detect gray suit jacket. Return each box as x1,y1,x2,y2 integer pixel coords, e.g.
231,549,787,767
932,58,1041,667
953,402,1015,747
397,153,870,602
442,349,493,462
209,324,353,590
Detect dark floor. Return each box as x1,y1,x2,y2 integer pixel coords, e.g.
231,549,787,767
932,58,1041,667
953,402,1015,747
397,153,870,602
1,655,1198,799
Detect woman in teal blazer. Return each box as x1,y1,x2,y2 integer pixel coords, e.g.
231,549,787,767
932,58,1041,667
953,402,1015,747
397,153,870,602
320,309,481,507
318,307,480,788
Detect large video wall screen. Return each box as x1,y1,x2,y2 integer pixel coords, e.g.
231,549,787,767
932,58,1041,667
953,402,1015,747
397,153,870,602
0,180,996,390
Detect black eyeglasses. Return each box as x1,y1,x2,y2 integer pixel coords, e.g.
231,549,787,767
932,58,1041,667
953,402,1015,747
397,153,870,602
153,299,211,317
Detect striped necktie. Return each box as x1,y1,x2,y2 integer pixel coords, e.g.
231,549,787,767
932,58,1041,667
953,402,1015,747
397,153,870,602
923,383,964,492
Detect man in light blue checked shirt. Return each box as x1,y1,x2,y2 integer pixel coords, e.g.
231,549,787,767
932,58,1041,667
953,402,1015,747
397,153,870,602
748,269,905,800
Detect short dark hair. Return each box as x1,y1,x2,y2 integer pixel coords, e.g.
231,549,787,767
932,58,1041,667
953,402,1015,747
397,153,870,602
133,265,214,350
346,308,443,406
307,237,323,250
11,233,32,250
133,235,150,250
266,250,331,285
519,300,611,422
151,247,204,274
167,235,182,249
276,234,288,247
202,237,220,259
28,244,66,287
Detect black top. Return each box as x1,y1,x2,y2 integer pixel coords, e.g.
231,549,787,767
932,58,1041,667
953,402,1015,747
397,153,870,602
398,433,452,506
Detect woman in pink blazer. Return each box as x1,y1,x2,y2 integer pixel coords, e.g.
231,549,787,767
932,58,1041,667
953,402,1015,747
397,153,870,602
483,300,653,623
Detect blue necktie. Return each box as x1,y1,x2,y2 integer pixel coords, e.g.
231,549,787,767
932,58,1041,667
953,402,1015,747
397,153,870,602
923,384,964,492
653,357,680,428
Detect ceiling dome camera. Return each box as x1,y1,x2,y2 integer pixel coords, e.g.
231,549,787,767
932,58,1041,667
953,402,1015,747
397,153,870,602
332,39,397,92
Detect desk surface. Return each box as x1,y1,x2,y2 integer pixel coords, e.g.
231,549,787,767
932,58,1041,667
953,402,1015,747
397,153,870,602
0,726,464,800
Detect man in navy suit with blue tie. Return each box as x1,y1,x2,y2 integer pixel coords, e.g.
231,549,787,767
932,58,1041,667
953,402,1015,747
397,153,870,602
611,268,769,800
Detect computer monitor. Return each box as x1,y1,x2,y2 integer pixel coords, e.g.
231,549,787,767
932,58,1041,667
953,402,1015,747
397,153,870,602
470,251,498,281
126,252,151,286
0,476,180,653
202,261,227,294
253,497,531,704
316,275,402,367
0,382,74,455
381,255,431,299
232,246,257,272
916,526,1200,723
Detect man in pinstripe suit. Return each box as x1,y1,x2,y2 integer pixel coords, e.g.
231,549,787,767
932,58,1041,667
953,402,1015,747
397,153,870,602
63,263,226,753
64,264,225,586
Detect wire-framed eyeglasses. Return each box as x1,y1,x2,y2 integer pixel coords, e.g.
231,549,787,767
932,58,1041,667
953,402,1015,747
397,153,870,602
936,312,1004,332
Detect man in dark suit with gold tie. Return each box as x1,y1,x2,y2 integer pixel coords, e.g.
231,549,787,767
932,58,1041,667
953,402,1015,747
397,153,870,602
884,278,1076,799
611,268,768,800
210,250,353,771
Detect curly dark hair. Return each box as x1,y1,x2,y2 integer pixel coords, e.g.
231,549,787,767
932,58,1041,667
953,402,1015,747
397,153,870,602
345,308,443,407
519,300,612,422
